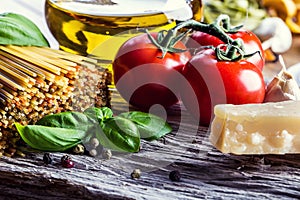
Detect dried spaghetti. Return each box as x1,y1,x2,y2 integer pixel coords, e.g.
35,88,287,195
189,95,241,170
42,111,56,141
0,46,112,157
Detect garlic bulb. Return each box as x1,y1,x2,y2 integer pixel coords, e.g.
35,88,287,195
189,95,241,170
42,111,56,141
264,55,300,102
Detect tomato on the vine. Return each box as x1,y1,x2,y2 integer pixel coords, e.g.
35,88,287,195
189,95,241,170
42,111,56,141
180,48,266,126
186,29,265,71
113,32,192,110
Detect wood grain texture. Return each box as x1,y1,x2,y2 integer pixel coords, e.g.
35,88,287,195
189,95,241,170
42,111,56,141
1,90,300,200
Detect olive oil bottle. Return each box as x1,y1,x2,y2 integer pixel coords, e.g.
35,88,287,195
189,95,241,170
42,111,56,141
44,0,197,60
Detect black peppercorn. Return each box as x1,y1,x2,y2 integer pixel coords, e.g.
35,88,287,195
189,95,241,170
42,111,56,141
169,170,181,181
61,155,75,168
43,153,52,164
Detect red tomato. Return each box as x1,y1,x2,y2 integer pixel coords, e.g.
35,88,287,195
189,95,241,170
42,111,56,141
181,48,265,126
186,29,265,71
113,32,192,110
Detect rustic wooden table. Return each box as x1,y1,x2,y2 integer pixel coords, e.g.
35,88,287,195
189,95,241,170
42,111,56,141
2,1,300,199
2,82,300,200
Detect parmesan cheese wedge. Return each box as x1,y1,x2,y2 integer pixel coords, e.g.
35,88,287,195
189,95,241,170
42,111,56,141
209,100,300,155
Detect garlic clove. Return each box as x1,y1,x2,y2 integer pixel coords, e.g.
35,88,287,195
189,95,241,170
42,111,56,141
264,55,300,103
264,70,300,102
282,79,300,100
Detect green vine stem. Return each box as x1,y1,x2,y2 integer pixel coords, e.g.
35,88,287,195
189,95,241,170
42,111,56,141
172,14,241,45
145,14,257,62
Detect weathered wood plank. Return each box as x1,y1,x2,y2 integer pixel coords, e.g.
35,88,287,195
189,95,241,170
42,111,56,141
1,91,300,200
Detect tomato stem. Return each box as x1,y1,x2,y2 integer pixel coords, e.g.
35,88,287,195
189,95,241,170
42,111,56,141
173,15,258,62
144,28,189,58
173,14,243,48
146,14,251,61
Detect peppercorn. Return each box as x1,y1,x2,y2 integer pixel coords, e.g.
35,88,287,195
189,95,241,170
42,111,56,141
43,153,52,164
89,149,98,157
61,155,75,168
72,144,85,155
131,169,141,179
169,170,181,181
90,137,100,148
102,149,112,160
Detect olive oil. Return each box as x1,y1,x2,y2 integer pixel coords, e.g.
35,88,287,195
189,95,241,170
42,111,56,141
44,0,193,60
187,0,203,21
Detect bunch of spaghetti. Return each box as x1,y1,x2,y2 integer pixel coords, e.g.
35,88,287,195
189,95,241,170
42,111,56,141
0,46,112,157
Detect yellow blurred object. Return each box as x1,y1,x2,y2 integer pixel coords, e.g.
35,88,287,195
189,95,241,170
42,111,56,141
286,16,300,33
187,0,204,22
264,49,278,62
262,0,297,18
262,0,300,34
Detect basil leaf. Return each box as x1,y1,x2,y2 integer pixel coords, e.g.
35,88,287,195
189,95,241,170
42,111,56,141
84,107,113,123
97,116,140,153
119,111,172,141
36,111,96,132
0,13,49,46
15,123,86,151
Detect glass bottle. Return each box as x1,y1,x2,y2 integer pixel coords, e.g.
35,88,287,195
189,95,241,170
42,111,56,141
44,0,202,59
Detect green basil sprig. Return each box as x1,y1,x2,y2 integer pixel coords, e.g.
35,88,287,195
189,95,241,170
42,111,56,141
0,13,49,46
84,107,140,152
119,111,172,141
15,107,172,153
15,123,86,152
83,107,113,124
36,111,96,133
98,116,140,153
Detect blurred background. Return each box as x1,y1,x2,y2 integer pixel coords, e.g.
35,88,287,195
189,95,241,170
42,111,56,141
1,0,300,70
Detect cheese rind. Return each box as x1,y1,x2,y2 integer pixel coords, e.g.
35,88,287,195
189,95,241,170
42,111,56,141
210,100,300,155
